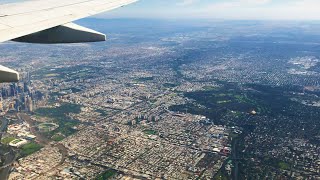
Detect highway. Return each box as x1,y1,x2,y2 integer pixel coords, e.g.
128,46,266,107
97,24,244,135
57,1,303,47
232,138,239,180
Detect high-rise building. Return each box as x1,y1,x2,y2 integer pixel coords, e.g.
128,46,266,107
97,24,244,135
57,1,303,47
23,82,29,93
24,95,28,111
14,99,20,111
1,87,9,98
26,72,30,83
10,84,16,97
0,97,3,112
17,83,23,94
27,97,33,112
23,96,34,112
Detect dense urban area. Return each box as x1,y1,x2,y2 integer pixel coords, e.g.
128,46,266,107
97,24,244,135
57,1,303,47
0,19,319,179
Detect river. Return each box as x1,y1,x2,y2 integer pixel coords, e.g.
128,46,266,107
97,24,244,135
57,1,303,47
0,117,16,180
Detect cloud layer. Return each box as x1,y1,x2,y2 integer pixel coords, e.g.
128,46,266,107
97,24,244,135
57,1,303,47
101,0,320,20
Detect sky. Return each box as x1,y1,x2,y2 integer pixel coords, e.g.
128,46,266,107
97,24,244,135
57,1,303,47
99,0,320,20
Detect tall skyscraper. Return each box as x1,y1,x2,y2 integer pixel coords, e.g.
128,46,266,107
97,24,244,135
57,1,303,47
0,97,3,112
23,82,29,93
24,96,33,112
24,95,28,111
10,84,16,97
17,83,24,94
28,96,33,112
14,98,20,111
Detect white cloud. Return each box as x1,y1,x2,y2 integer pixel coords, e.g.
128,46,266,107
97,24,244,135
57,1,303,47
205,0,272,9
239,0,272,5
99,0,320,20
176,0,198,6
194,0,320,20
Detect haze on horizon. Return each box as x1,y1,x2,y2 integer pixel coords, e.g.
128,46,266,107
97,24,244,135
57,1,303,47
98,0,320,21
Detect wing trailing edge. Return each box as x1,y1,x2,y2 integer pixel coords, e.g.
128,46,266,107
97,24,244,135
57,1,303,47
13,23,106,44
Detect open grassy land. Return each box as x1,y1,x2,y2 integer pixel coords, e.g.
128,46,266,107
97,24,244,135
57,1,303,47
1,137,16,145
35,103,82,138
20,142,43,157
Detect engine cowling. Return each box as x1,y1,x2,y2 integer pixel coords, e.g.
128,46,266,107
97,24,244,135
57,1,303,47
0,65,19,83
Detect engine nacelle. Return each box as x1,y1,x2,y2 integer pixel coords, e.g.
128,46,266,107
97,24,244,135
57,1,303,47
0,65,19,83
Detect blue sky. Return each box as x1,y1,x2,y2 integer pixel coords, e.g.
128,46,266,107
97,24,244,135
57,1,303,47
99,0,320,20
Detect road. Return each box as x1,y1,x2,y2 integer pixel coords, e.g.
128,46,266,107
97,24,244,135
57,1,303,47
232,138,239,180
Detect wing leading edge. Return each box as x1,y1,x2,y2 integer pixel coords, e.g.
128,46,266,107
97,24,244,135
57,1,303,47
0,0,138,82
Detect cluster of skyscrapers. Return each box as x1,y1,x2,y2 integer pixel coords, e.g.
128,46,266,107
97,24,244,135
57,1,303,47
0,73,42,113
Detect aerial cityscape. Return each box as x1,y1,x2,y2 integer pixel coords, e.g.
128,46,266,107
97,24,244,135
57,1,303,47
0,19,319,179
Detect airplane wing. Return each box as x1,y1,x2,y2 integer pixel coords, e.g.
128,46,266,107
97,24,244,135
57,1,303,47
0,0,138,83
